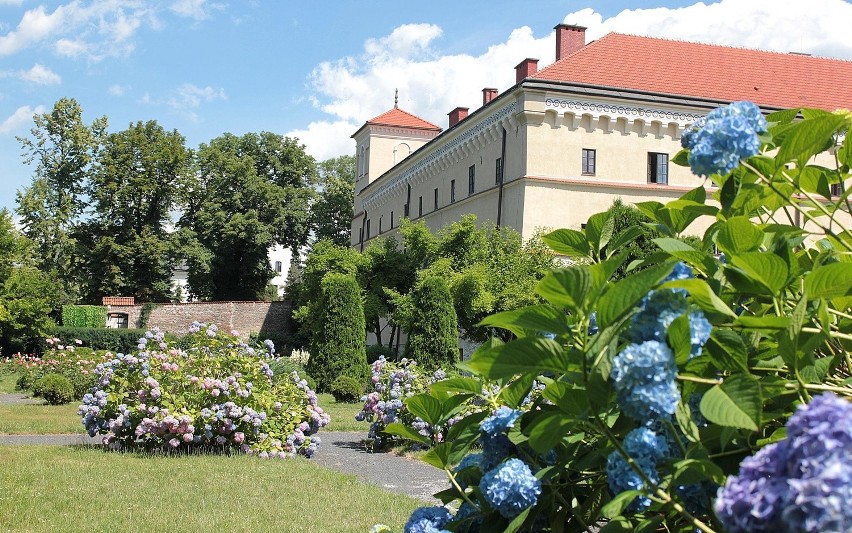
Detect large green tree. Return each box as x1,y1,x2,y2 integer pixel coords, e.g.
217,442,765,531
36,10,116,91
312,155,355,246
15,98,107,302
180,132,317,300
76,120,191,302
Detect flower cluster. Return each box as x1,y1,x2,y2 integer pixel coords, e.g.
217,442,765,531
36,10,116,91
606,427,670,511
480,458,542,519
480,406,522,470
681,100,767,177
715,393,852,532
403,506,452,533
78,323,329,458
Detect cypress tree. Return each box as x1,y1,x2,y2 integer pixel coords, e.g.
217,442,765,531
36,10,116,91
405,276,459,369
306,273,367,391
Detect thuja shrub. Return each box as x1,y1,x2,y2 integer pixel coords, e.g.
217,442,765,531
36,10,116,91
79,323,330,458
61,305,107,328
33,373,74,405
306,273,368,392
405,276,459,370
376,104,852,532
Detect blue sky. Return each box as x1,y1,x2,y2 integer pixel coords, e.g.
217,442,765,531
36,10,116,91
2,0,851,213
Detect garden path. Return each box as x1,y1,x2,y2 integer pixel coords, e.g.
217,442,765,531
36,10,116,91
0,393,448,502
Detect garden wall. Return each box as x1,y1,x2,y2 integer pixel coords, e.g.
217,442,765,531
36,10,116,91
105,301,292,340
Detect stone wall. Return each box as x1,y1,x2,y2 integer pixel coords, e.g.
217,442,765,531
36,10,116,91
105,301,292,340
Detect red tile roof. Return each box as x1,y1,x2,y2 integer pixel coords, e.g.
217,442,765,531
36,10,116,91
535,33,852,111
366,107,442,131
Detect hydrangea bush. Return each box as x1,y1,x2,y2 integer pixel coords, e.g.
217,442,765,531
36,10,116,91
375,103,852,532
79,323,329,458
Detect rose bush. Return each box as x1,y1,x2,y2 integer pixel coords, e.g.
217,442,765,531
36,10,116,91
79,322,329,458
13,339,109,398
375,103,852,532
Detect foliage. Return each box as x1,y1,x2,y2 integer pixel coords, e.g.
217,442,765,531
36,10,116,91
405,276,459,370
330,375,363,403
367,343,396,364
178,132,317,301
49,326,149,353
80,323,330,457
0,265,60,353
15,98,107,303
313,155,355,246
268,357,316,392
359,237,411,349
13,342,109,398
380,105,852,532
305,273,368,391
33,373,75,405
603,198,663,280
62,305,107,328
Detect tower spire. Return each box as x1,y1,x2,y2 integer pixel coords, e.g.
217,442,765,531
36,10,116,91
394,88,398,109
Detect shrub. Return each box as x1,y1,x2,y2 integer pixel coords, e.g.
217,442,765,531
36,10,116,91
79,323,330,458
330,375,362,403
61,305,107,328
405,276,459,369
268,357,316,392
306,273,368,392
14,344,109,399
366,343,395,364
48,327,149,353
33,373,74,405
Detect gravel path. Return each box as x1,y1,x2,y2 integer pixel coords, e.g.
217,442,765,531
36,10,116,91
0,393,41,405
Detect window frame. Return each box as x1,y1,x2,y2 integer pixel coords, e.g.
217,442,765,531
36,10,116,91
581,148,596,176
468,165,476,195
495,157,503,184
450,179,456,203
647,152,669,185
434,188,439,210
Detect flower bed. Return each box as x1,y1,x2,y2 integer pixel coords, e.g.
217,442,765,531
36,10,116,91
79,323,329,458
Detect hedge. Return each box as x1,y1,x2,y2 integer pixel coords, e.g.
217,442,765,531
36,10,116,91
61,305,107,328
48,326,150,353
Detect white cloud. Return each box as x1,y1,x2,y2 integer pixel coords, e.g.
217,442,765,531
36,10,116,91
0,4,66,56
0,105,45,134
285,120,359,161
54,38,89,58
170,0,210,20
108,84,128,96
16,63,61,85
0,0,25,5
168,83,227,109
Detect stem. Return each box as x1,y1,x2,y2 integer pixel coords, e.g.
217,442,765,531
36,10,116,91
802,327,852,342
677,375,722,385
786,382,852,395
444,469,480,511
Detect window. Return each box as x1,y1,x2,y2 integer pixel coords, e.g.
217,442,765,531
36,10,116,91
274,261,282,273
390,211,394,228
495,157,503,184
831,183,842,197
450,180,456,203
418,196,423,217
379,216,383,234
468,165,476,194
359,227,364,244
366,219,371,239
648,152,668,184
434,188,439,210
582,149,596,175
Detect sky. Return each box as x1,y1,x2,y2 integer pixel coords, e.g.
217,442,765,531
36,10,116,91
2,0,852,213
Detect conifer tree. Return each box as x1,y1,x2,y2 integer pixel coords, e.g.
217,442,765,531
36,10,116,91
405,276,459,369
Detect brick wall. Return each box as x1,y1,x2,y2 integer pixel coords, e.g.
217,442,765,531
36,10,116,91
105,301,292,340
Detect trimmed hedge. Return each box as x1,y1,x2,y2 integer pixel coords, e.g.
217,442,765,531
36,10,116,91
48,327,149,353
61,305,107,328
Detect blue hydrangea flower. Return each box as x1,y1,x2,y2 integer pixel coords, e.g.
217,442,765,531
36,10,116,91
688,311,712,358
404,506,452,533
629,289,689,343
606,427,671,512
665,261,694,282
684,101,767,177
480,458,542,519
610,341,680,421
480,407,522,436
480,407,522,470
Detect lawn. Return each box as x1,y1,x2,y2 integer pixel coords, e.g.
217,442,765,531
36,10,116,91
0,445,422,532
0,370,18,393
317,393,370,433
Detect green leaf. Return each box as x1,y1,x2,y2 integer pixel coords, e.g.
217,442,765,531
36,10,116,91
535,266,592,311
673,458,726,485
705,329,749,372
700,374,762,431
776,113,846,166
675,397,701,443
405,394,443,426
667,313,692,365
606,226,645,258
525,409,573,453
430,377,482,395
543,228,590,258
586,211,615,256
383,422,430,445
543,382,590,417
499,374,535,409
652,238,717,276
672,149,690,167
663,278,737,318
716,216,764,253
465,336,568,379
732,315,790,330
479,304,570,338
597,262,672,326
601,492,643,519
420,442,452,469
804,262,852,299
727,252,790,294
504,507,532,533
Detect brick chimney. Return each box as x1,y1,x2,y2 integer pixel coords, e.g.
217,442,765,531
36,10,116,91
515,58,539,84
555,24,586,60
482,88,498,105
448,107,469,127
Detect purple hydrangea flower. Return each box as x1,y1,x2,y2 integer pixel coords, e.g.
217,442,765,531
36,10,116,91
610,341,680,421
480,458,542,519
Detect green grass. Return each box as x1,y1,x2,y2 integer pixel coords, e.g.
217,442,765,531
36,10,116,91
0,445,422,532
0,403,82,434
0,371,19,393
318,393,371,433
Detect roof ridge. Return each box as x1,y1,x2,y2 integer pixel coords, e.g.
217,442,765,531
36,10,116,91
367,106,441,130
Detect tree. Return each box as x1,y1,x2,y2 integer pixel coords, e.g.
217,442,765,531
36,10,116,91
179,132,317,300
358,237,409,349
305,273,367,391
602,198,663,280
0,209,59,353
77,120,191,302
15,98,107,302
405,276,459,369
312,155,355,246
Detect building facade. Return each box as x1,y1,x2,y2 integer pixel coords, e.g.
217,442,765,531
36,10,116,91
352,25,852,247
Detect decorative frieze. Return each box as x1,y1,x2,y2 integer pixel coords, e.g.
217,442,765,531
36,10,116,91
544,97,704,126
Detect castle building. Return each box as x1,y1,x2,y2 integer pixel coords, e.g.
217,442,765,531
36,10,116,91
351,24,852,247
